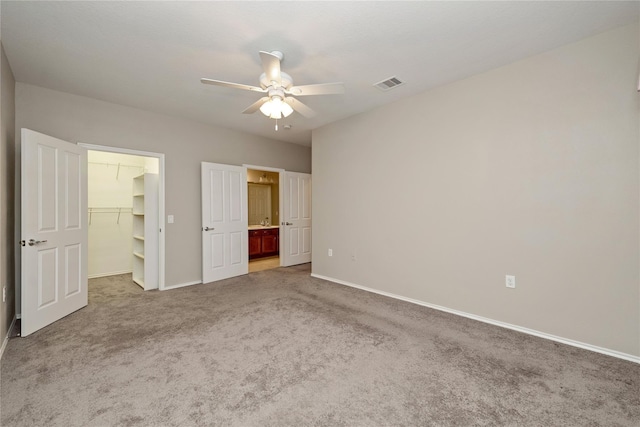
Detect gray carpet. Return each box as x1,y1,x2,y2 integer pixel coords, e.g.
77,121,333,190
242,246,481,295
1,265,638,426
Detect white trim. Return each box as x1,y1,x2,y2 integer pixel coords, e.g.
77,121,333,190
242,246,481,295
88,270,132,279
78,142,166,291
79,143,163,159
242,164,285,173
311,273,640,365
0,316,17,359
162,280,202,291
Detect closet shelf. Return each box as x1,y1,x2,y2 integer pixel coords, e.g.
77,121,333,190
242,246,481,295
132,173,158,291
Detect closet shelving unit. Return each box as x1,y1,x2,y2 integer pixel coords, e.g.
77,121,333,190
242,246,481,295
132,173,159,290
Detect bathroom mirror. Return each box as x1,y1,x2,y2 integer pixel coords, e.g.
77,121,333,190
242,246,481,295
247,170,279,225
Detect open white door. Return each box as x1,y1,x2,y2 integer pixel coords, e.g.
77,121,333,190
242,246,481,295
202,162,248,283
282,172,311,267
21,129,88,336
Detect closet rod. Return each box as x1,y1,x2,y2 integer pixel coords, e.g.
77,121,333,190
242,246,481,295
88,161,147,179
88,207,133,225
88,161,146,169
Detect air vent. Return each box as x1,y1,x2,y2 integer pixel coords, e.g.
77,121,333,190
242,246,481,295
373,76,404,91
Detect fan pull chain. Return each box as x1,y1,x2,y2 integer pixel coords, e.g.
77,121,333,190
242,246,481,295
275,119,278,131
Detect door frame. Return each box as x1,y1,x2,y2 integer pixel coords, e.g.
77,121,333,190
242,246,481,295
243,164,284,267
79,143,166,290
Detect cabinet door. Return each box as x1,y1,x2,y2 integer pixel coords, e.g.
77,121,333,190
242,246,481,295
249,232,262,258
262,234,279,255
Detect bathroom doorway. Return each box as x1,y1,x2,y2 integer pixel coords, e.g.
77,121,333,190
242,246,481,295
247,168,281,273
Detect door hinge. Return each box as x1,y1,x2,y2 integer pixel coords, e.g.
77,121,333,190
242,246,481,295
19,240,25,247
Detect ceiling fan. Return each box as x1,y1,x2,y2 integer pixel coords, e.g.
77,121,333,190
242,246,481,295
201,51,344,122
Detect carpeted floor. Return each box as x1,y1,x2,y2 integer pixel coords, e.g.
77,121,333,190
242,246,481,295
1,265,638,426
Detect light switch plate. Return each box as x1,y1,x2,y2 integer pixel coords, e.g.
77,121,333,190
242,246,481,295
167,215,174,224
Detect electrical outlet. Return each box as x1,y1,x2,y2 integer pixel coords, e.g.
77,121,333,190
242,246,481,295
328,249,333,257
506,275,516,288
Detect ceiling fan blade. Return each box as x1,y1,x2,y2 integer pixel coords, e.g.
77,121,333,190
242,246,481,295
286,82,345,96
242,97,269,114
259,51,282,86
284,97,316,118
200,78,265,92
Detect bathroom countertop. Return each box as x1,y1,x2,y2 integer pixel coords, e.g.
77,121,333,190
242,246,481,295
248,225,280,230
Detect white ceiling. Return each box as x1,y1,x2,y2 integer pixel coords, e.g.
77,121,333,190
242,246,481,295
1,1,638,146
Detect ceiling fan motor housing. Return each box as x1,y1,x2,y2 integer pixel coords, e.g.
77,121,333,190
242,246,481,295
260,71,293,90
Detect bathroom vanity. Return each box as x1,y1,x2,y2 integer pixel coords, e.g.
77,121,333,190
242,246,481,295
248,226,279,259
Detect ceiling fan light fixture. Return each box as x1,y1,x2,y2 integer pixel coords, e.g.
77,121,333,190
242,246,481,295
259,100,274,116
260,96,293,119
281,100,293,118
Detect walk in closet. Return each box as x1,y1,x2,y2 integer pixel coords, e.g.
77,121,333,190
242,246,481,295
88,151,159,289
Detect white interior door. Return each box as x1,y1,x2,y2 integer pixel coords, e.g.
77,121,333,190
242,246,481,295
202,162,248,283
282,172,311,267
21,129,88,336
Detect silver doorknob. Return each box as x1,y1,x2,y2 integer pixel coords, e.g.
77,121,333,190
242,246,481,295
203,226,214,231
285,222,293,226
28,239,48,246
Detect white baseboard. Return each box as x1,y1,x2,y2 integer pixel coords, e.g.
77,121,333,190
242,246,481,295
0,316,17,360
310,273,640,365
89,270,133,279
162,280,202,291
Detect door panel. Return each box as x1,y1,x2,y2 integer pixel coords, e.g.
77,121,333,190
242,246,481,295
282,172,311,266
302,227,312,254
209,233,225,268
230,231,243,265
201,162,248,283
262,234,278,253
22,129,88,336
65,244,82,296
38,248,58,307
249,232,261,257
64,152,82,229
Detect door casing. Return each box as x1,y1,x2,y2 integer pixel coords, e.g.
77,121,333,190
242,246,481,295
244,165,285,267
79,143,166,290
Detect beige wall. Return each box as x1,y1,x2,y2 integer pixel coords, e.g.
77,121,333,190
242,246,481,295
1,43,16,350
312,24,640,357
14,83,311,298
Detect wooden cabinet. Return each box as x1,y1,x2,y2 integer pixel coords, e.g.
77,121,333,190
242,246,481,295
249,233,262,257
262,233,278,254
248,228,279,260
